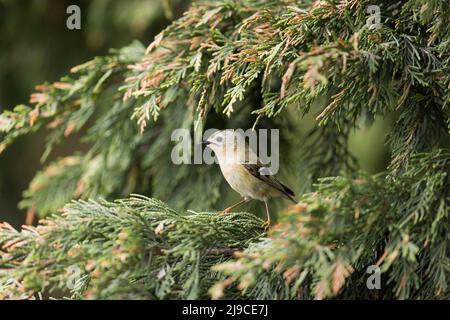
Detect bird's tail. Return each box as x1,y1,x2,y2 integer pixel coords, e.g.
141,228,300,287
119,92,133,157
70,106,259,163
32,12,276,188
286,193,297,204
280,183,297,204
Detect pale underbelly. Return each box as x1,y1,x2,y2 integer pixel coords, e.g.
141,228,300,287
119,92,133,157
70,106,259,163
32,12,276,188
219,163,273,201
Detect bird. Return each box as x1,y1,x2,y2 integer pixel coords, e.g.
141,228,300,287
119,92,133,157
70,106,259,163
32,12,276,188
202,129,296,228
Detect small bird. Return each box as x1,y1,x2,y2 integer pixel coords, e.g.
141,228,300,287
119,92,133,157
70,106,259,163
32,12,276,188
203,130,296,227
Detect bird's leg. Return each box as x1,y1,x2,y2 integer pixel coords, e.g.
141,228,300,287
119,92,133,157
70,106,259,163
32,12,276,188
263,199,271,230
218,198,248,215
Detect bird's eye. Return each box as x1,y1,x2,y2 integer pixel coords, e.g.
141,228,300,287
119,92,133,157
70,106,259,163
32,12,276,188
216,136,223,143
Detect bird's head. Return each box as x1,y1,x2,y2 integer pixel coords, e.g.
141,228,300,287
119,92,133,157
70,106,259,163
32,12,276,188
202,130,237,153
202,130,256,164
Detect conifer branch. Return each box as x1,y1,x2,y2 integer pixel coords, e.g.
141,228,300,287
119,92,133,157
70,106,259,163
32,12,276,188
0,0,449,300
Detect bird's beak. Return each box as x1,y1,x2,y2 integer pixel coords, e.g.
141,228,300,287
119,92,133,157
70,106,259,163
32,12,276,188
201,140,210,145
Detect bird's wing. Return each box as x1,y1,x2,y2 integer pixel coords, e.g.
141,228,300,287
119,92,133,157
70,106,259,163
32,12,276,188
242,162,296,203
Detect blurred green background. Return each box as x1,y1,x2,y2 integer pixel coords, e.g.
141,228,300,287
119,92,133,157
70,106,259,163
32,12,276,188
0,0,391,229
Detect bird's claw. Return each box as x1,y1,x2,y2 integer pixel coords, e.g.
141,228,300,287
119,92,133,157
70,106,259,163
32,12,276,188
262,219,271,231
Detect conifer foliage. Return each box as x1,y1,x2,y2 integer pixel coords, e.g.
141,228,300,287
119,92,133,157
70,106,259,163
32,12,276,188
0,0,449,299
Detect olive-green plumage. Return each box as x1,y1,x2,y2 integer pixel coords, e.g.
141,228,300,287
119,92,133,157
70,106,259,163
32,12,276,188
204,130,296,227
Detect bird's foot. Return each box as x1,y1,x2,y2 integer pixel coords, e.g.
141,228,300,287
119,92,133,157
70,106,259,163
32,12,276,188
262,219,271,231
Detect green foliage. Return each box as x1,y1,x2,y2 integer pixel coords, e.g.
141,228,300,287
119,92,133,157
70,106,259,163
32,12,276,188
214,150,449,300
1,150,447,299
0,0,449,299
0,196,264,299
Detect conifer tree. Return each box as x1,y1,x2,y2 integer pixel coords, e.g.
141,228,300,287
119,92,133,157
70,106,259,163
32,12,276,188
0,0,448,299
